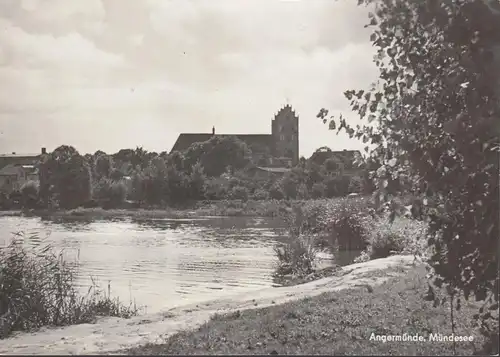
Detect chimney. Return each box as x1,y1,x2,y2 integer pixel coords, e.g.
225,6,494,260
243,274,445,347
212,126,215,135
41,147,46,154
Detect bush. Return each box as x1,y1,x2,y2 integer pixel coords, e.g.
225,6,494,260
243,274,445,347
363,215,429,260
229,186,249,201
311,183,326,199
273,203,328,278
273,234,318,278
319,197,374,254
269,184,285,200
0,233,139,339
20,181,39,208
93,179,128,208
204,178,230,200
348,176,363,194
251,188,269,201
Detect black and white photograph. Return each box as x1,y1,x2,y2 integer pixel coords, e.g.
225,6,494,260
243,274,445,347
0,0,498,355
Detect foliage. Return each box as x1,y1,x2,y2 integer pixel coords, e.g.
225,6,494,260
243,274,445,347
93,153,113,179
311,182,326,199
184,136,251,177
273,234,318,278
318,0,499,349
92,178,128,208
0,233,139,339
229,186,249,201
317,197,374,255
348,175,364,194
39,145,92,209
20,181,39,208
362,215,430,260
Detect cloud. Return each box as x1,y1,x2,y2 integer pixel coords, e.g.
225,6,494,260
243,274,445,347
0,0,379,157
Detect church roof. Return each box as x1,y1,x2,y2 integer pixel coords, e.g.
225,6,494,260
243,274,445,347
171,133,273,153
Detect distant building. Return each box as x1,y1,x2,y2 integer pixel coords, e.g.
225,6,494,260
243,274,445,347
309,148,362,176
0,148,47,193
171,105,300,166
0,164,38,193
0,148,46,170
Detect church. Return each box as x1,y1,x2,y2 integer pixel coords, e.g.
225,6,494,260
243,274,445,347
171,105,299,167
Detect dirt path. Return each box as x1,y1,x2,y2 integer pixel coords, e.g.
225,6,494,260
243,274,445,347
0,255,418,355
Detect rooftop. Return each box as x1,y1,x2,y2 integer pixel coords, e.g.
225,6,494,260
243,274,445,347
0,152,40,158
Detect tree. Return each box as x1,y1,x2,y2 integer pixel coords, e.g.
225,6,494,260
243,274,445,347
20,181,39,208
39,145,92,209
319,0,499,350
188,162,207,200
94,153,113,179
184,136,251,177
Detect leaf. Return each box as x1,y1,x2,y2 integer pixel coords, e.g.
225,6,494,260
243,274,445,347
328,120,336,130
370,33,377,42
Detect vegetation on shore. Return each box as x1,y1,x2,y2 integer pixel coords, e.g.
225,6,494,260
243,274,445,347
1,140,369,213
0,233,140,339
120,266,489,356
272,195,428,286
123,0,500,354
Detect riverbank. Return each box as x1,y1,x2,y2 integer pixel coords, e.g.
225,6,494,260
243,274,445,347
0,199,295,220
0,255,427,355
122,261,484,356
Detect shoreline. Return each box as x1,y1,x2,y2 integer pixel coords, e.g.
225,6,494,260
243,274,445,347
0,255,418,355
0,199,298,220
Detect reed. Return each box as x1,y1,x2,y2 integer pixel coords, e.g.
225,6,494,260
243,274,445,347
0,232,140,339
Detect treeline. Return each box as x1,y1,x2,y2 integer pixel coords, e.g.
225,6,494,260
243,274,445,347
4,136,377,210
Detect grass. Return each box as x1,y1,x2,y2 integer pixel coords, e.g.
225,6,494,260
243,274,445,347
0,233,140,339
119,265,490,356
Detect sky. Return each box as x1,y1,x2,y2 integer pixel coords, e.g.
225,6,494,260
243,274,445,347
0,0,379,158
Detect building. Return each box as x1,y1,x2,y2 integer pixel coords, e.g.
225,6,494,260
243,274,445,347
309,148,362,177
171,105,300,166
0,148,46,169
0,164,38,193
0,148,46,193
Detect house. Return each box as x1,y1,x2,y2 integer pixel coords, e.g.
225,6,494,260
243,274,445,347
0,164,38,193
309,148,363,177
0,148,45,169
171,105,300,166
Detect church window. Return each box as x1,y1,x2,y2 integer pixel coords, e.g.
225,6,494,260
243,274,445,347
280,135,285,141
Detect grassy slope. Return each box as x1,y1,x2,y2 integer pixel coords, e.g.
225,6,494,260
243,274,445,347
121,266,485,356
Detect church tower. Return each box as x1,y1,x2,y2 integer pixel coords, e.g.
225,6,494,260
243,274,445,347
271,104,299,166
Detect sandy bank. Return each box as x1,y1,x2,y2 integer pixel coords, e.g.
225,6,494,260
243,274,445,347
0,255,418,355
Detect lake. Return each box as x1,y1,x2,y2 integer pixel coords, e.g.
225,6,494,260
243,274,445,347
0,215,359,313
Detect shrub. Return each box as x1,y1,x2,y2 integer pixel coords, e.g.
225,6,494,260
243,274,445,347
296,183,310,200
311,182,326,199
274,204,325,277
273,234,318,278
0,233,140,339
348,176,364,194
229,186,249,201
319,197,374,254
20,181,39,208
251,188,268,201
364,215,430,260
204,178,229,200
93,179,128,208
268,184,284,200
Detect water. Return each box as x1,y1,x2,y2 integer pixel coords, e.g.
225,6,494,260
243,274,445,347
0,215,358,313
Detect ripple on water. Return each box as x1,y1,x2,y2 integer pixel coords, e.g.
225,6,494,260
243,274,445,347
0,215,286,312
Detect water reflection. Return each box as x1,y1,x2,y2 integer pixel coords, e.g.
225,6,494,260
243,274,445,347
0,215,359,313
